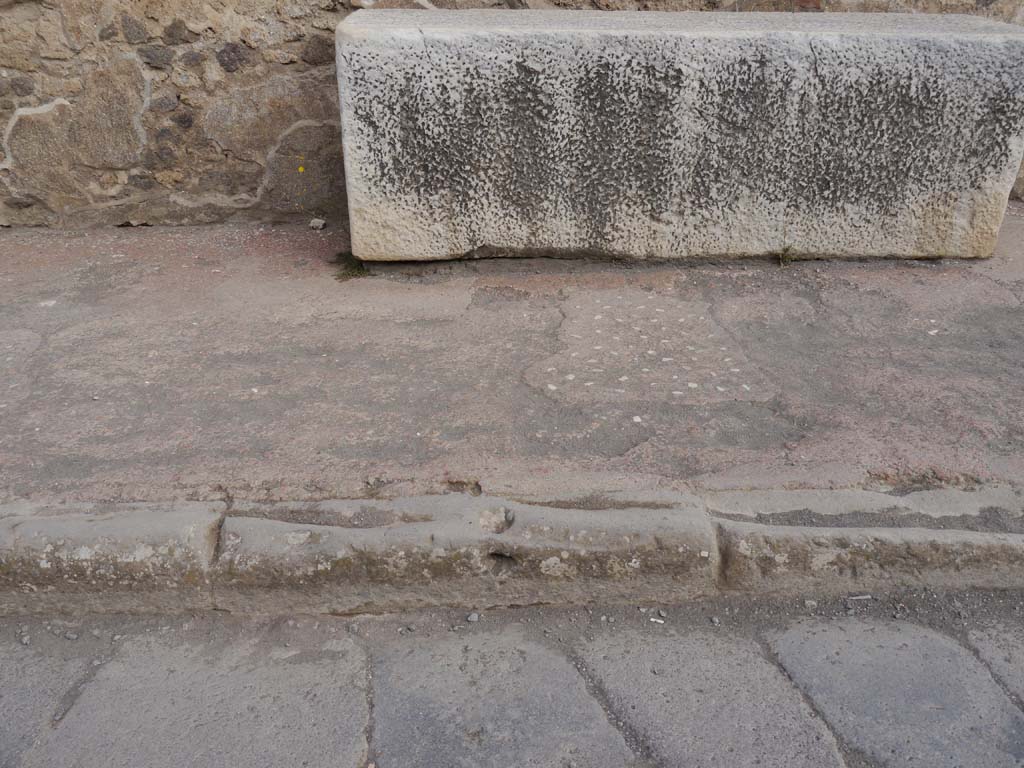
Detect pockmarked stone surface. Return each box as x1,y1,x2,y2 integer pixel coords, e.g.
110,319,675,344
371,632,636,767
337,11,1024,261
772,620,1024,768
0,641,100,767
968,621,1024,703
579,630,844,767
19,624,370,768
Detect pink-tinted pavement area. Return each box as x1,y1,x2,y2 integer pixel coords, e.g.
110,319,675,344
2,207,1023,505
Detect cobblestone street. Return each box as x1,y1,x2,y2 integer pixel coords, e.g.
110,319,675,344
3,590,1023,768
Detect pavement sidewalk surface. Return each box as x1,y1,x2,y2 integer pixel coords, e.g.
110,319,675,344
1,589,1022,768
1,206,1024,608
3,218,1024,766
2,205,1023,504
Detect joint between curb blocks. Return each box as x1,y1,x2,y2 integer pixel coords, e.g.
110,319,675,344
2,486,1024,614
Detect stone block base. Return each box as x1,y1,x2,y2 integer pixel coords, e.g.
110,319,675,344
337,11,1024,260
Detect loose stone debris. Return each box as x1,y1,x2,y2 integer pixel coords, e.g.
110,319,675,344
479,506,515,534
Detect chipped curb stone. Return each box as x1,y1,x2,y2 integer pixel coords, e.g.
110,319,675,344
0,488,1022,613
0,502,223,612
213,494,717,613
716,521,1024,593
708,485,1024,593
0,502,224,583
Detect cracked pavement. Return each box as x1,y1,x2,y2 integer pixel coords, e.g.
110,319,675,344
2,589,1023,767
2,206,1024,505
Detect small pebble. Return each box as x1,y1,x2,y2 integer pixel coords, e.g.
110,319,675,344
479,506,515,534
19,635,30,646
466,612,480,623
804,599,818,610
710,616,721,627
657,609,667,618
64,632,78,641
309,218,327,231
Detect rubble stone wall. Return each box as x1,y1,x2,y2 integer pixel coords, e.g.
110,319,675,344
1,0,1021,229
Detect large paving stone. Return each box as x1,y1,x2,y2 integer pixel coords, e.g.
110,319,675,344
19,622,369,768
337,11,1024,261
0,630,102,767
579,629,844,767
370,631,636,767
772,619,1024,768
968,619,1024,703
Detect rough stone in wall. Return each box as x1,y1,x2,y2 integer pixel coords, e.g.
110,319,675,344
0,0,351,228
0,0,1022,229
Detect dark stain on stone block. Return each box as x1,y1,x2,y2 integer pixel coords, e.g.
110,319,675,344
216,43,249,73
163,19,200,46
150,94,179,112
10,75,35,97
347,35,1024,251
171,110,194,130
180,50,206,68
120,14,148,45
138,45,175,70
302,35,336,66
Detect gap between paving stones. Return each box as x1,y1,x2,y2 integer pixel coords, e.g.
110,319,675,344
1,487,1022,614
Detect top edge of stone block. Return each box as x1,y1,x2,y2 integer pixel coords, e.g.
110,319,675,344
337,9,1024,38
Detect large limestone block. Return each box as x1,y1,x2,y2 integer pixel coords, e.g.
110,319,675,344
336,11,1024,261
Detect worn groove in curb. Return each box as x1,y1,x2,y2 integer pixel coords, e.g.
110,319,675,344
1,487,1023,614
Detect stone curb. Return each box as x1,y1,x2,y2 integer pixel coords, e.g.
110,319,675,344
214,493,716,613
716,521,1024,593
1,488,1021,613
0,502,223,612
